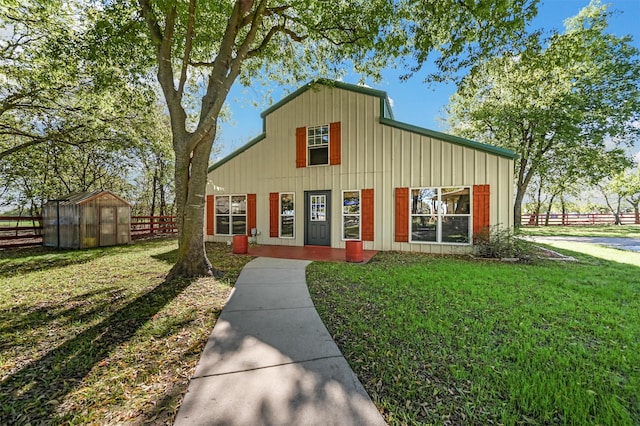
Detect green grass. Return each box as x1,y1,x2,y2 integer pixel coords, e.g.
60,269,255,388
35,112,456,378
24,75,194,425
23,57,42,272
307,249,640,425
0,239,253,425
519,225,640,238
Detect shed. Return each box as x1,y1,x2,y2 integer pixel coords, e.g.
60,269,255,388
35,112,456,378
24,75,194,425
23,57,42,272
43,190,131,249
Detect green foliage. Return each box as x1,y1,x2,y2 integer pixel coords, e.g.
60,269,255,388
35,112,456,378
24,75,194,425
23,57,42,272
474,225,533,259
405,0,539,82
0,0,173,213
0,1,157,159
610,167,640,212
447,0,640,223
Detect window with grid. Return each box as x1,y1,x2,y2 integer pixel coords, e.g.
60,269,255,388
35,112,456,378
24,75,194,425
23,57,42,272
215,195,247,235
307,125,329,166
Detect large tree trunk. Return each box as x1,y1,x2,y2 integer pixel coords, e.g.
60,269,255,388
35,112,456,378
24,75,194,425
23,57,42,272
634,203,639,224
167,132,218,279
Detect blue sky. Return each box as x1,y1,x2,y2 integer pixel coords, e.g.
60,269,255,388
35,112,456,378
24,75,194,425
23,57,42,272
217,0,640,159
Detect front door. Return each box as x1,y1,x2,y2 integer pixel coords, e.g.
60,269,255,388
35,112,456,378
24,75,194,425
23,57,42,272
305,190,331,246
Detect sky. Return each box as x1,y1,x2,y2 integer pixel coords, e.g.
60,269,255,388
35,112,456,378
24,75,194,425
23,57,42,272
216,0,640,160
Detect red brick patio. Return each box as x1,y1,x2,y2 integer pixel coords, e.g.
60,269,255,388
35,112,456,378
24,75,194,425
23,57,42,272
240,244,378,263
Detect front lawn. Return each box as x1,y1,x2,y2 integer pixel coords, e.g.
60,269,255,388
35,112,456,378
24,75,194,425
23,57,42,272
0,239,253,425
307,249,640,425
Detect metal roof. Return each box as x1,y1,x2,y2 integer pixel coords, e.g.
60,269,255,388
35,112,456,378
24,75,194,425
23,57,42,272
45,190,131,207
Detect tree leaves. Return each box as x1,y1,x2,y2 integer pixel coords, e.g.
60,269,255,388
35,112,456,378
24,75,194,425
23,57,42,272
447,0,640,223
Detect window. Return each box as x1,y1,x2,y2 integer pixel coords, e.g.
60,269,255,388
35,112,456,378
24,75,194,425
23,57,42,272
307,125,329,166
310,195,326,221
280,193,295,238
215,195,247,235
342,190,360,240
409,187,471,244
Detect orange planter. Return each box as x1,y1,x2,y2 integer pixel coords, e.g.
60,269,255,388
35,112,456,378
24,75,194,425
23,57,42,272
232,235,248,254
345,240,363,263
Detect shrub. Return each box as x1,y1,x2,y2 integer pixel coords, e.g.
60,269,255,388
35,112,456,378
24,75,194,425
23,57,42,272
474,225,532,259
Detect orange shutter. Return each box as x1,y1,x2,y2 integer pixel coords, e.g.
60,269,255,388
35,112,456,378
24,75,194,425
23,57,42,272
330,121,341,165
473,184,490,237
269,192,279,237
296,127,306,168
206,195,214,235
247,193,256,236
395,187,409,242
361,188,374,241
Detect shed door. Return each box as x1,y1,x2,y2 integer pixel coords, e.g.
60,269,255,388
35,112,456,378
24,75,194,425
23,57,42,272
100,207,116,246
117,206,130,244
305,191,331,246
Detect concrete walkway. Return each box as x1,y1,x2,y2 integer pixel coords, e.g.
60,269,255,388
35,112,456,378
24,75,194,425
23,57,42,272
174,257,386,426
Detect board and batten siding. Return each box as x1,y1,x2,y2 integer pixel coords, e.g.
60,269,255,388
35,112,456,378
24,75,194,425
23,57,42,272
206,84,513,254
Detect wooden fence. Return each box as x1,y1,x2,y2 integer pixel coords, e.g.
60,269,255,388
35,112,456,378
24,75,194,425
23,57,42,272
130,215,177,238
0,216,43,248
0,215,177,248
521,213,639,226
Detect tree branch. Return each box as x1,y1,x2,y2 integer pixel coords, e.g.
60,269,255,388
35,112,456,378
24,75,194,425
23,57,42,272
191,0,254,152
137,0,163,47
246,23,306,58
177,0,196,98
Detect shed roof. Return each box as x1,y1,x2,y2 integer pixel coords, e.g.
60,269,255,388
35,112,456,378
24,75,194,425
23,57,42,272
209,79,517,172
45,190,131,207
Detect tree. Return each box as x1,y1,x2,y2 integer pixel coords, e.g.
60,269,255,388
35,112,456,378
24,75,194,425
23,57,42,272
0,1,157,160
447,0,640,226
90,0,540,278
609,167,640,224
128,107,176,217
598,176,627,225
1,1,173,214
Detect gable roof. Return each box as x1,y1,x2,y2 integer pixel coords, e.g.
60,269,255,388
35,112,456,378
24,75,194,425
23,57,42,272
209,79,516,172
45,190,131,207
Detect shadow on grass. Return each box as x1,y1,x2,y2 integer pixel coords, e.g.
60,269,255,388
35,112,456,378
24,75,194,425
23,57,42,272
0,275,196,424
152,248,178,265
0,287,124,351
0,239,174,279
0,247,108,278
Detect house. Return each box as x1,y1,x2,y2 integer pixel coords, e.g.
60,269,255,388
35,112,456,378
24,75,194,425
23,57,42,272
43,190,131,249
205,79,515,254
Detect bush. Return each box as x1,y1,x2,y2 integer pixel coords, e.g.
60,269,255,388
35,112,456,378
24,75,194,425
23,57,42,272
474,225,532,259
